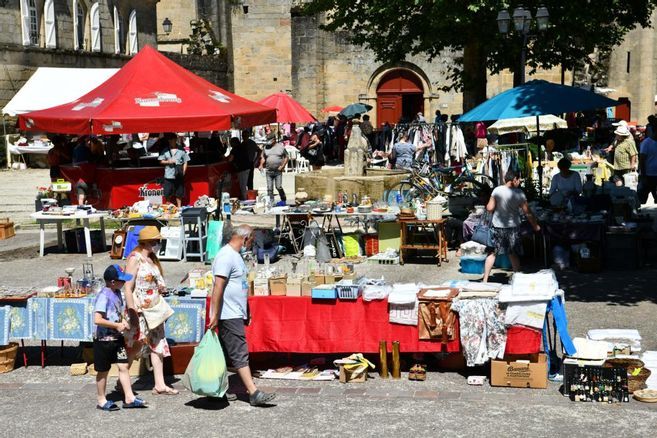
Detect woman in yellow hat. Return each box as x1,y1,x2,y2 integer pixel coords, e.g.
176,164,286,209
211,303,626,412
123,226,178,395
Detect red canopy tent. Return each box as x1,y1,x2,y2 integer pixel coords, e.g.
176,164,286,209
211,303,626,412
19,45,276,134
257,92,316,123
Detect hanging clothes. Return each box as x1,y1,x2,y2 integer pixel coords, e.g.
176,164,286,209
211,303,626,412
451,298,507,367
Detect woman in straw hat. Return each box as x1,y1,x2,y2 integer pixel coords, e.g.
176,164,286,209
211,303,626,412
123,226,178,395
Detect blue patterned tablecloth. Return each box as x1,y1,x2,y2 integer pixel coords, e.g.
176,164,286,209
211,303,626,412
4,296,206,344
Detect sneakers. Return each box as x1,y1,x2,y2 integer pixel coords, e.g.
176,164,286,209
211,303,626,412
249,390,276,407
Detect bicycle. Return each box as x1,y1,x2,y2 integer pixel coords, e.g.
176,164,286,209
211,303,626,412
384,161,494,204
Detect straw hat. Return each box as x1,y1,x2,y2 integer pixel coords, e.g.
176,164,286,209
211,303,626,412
138,226,162,242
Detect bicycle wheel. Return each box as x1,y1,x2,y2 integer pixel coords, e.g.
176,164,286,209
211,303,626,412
386,182,422,204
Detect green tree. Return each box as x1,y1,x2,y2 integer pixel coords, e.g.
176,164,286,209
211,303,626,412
305,0,657,111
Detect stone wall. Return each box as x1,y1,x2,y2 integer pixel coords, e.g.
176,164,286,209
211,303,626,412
607,12,657,123
228,0,293,100
163,51,229,88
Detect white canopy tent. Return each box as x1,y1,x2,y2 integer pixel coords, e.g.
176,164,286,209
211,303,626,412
3,67,118,168
2,67,119,116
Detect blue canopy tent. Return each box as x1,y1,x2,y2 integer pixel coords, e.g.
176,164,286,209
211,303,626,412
459,80,619,193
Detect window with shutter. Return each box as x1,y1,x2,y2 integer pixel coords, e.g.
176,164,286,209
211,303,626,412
113,6,123,55
73,0,87,50
128,10,138,55
28,0,38,45
90,2,101,52
44,0,57,49
19,0,31,46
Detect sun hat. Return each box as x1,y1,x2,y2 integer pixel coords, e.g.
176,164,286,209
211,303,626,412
138,226,162,242
614,124,631,136
103,264,133,282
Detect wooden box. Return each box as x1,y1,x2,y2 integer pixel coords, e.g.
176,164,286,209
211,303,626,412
0,218,15,240
339,365,368,383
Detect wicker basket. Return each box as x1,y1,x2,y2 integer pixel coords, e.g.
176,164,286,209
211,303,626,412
426,201,443,220
0,342,18,373
604,358,650,393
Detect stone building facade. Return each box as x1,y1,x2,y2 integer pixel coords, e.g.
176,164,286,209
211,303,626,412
0,0,159,112
606,11,657,124
158,0,569,128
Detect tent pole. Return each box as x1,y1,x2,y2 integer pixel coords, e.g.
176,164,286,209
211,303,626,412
536,114,542,197
2,116,8,169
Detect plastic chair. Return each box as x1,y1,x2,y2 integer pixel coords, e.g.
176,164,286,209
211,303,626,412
297,156,310,173
284,146,299,173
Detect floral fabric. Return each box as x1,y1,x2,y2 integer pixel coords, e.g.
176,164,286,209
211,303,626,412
125,253,170,357
451,298,507,367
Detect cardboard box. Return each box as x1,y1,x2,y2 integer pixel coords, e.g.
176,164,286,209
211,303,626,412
269,275,288,296
339,365,368,383
301,279,313,296
286,277,302,296
490,353,548,389
253,278,269,296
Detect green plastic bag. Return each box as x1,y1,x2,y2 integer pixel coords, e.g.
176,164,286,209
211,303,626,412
182,330,229,398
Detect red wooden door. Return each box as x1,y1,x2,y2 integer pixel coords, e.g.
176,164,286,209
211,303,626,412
377,95,402,127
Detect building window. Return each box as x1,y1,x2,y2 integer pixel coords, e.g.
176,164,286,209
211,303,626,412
90,2,101,52
74,0,87,50
128,10,138,55
20,0,38,46
113,7,123,54
44,0,57,49
28,0,38,45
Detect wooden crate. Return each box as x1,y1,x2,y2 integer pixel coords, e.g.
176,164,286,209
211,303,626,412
0,218,15,240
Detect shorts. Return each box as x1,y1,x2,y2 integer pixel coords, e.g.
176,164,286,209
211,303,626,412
76,180,88,195
93,338,128,372
491,226,522,256
163,177,184,199
219,319,249,369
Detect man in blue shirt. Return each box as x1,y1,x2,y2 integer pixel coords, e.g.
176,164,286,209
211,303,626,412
208,224,276,407
639,126,657,204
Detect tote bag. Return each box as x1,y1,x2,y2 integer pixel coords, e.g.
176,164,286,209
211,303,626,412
471,214,494,248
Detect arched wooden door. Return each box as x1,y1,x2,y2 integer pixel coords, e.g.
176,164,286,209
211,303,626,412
376,69,424,126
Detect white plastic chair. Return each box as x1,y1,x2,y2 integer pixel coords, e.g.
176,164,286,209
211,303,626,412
284,146,299,173
297,156,310,173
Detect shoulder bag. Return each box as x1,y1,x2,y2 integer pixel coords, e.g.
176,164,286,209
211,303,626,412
471,213,494,248
140,293,174,330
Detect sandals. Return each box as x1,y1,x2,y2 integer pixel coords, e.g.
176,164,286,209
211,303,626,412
123,397,148,409
96,401,120,412
152,387,179,395
409,364,427,381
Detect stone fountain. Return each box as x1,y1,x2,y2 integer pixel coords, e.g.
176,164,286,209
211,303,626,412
295,121,408,202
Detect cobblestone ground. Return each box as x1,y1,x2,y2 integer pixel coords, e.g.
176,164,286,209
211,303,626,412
1,169,657,436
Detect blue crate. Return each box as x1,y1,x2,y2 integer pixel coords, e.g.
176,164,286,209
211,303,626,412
311,285,337,299
494,254,512,270
460,255,487,274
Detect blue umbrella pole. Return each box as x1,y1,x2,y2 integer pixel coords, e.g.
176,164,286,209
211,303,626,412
537,115,542,196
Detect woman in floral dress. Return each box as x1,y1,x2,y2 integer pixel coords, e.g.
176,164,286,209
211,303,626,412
124,226,178,395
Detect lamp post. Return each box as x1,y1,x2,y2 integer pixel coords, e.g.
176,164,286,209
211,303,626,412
497,5,549,85
162,17,173,35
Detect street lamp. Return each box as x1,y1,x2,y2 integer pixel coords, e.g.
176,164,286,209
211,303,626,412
497,5,549,85
496,10,510,34
162,17,172,34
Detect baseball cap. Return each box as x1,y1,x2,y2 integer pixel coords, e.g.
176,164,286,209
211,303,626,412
104,264,133,282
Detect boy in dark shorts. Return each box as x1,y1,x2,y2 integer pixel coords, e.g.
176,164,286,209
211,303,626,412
93,264,147,411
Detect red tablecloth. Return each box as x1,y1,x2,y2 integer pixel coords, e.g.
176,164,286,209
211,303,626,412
245,296,541,355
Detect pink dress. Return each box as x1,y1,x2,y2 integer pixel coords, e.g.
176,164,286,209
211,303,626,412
124,253,171,357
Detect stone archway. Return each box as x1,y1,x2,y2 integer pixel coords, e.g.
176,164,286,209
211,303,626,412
364,63,432,128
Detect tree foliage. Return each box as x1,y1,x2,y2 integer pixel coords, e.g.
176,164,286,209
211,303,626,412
305,0,657,107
